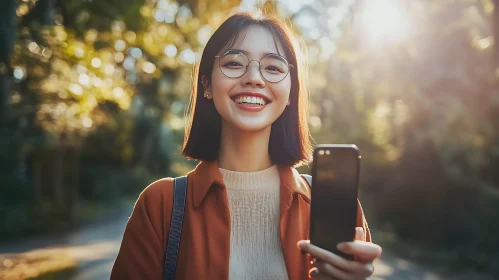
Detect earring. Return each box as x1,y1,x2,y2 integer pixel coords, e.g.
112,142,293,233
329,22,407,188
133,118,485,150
204,92,211,98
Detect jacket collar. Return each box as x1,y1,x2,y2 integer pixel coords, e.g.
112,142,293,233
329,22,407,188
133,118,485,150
190,161,311,208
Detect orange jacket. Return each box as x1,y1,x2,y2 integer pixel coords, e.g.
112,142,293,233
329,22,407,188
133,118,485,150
111,161,371,280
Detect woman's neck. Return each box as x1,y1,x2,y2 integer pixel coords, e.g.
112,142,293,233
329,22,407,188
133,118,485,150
218,121,273,172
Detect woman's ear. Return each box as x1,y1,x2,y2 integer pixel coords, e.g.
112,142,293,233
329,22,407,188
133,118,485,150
201,75,210,91
201,75,213,99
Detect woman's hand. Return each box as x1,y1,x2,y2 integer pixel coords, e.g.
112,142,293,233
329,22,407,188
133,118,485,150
297,227,382,279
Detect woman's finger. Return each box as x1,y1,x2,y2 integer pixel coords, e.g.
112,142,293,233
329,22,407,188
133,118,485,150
314,260,349,280
337,241,382,261
354,227,365,241
321,260,375,278
299,241,350,269
299,241,367,273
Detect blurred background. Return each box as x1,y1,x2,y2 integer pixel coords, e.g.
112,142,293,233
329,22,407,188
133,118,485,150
0,0,498,279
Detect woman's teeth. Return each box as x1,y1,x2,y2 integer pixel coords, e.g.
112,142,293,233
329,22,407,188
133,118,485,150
234,96,267,105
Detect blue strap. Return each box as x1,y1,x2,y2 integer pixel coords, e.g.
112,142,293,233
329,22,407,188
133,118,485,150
163,176,187,280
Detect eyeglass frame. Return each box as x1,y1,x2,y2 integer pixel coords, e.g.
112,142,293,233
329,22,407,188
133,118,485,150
214,50,294,83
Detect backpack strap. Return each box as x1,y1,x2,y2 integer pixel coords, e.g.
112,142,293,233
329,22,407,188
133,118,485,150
163,176,188,280
301,174,312,188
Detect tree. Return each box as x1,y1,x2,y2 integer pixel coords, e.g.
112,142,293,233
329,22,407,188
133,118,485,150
0,0,16,123
296,0,499,270
1,0,242,236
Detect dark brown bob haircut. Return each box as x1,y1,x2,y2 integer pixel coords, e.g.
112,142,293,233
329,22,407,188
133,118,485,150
181,11,312,167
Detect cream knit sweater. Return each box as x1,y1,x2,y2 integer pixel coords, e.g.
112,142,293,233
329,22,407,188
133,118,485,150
219,165,289,280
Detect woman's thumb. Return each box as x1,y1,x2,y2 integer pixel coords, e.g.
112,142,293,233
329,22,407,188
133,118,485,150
354,227,365,241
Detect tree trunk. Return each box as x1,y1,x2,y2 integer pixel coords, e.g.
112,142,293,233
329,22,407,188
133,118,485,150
53,134,66,207
39,0,55,26
493,0,499,69
0,0,16,123
34,157,43,202
69,142,80,224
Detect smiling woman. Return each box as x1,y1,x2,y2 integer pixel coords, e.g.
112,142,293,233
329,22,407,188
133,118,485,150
111,10,381,280
200,26,294,148
182,13,311,166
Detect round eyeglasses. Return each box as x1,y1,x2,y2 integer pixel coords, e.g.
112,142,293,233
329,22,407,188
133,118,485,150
215,50,293,83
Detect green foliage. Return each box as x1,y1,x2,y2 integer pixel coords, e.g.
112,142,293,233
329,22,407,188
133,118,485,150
293,0,499,274
79,166,157,201
1,0,247,240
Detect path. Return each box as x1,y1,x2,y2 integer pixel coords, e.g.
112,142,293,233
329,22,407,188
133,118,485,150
372,249,494,280
0,207,494,280
0,209,130,280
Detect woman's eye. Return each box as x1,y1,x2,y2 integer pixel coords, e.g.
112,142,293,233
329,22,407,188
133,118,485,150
266,65,283,73
223,61,243,67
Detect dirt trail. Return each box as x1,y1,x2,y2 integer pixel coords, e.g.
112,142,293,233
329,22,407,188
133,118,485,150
0,208,493,280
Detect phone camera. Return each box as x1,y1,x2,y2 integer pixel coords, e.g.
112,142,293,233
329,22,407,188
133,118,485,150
325,150,330,155
318,150,325,155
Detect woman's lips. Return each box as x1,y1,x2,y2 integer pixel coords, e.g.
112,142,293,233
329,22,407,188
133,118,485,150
231,92,271,103
232,99,267,112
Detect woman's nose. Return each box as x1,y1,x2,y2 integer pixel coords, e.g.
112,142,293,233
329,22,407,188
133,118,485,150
242,60,265,88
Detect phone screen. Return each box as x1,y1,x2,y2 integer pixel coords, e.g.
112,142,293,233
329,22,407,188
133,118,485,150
310,145,359,260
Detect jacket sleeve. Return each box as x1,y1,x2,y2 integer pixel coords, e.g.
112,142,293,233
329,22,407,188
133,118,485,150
356,199,371,242
111,179,173,280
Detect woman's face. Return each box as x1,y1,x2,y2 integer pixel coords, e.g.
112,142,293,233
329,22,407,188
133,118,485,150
206,26,292,132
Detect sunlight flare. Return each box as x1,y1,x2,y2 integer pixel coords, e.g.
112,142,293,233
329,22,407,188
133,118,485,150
359,0,411,43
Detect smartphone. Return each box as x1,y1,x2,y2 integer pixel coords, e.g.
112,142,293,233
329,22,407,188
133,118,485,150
309,144,360,260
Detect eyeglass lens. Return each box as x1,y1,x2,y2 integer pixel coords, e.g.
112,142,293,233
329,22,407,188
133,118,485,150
218,50,290,83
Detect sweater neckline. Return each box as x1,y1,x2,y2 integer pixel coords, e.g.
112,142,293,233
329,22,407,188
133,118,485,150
219,165,280,190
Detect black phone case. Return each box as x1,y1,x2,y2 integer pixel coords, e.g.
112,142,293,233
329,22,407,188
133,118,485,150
309,144,360,260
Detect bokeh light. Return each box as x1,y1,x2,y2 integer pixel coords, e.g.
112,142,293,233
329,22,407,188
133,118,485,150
130,48,143,59
114,40,126,52
114,52,125,63
142,62,156,74
123,57,135,71
91,57,102,68
180,48,196,64
69,83,83,95
78,74,90,86
104,64,115,75
164,44,178,57
13,67,25,80
82,117,93,128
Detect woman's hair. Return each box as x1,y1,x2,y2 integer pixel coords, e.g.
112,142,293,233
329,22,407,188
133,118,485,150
181,10,312,167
